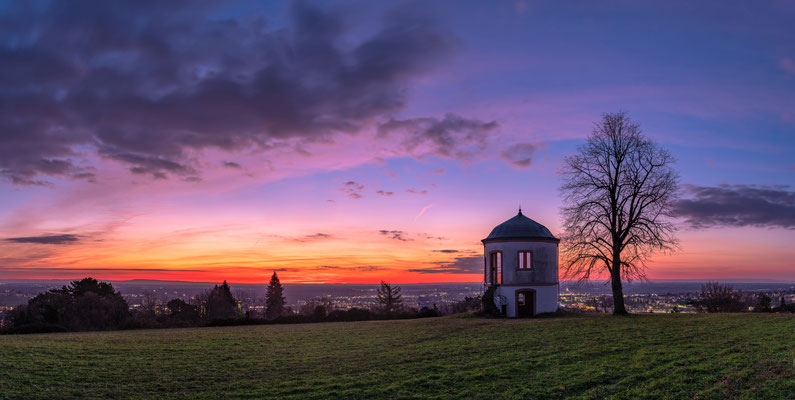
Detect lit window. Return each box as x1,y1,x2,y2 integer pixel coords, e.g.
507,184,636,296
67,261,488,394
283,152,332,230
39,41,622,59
490,251,502,284
518,293,525,306
519,251,532,269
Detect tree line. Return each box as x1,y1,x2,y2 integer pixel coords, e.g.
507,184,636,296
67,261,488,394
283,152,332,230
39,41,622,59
2,274,482,334
689,281,794,313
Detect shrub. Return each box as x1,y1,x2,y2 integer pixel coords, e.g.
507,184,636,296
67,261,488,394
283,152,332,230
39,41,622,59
11,278,130,332
417,306,440,318
326,308,372,322
754,294,773,312
481,286,500,316
691,282,745,313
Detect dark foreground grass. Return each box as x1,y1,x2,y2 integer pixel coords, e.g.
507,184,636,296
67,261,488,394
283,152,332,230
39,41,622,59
0,313,792,399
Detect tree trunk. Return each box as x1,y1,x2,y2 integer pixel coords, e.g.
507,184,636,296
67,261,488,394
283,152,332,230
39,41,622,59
611,254,629,315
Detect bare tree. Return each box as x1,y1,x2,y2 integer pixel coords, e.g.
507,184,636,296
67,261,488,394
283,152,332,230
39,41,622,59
692,281,745,313
376,281,403,316
141,291,158,315
560,112,679,314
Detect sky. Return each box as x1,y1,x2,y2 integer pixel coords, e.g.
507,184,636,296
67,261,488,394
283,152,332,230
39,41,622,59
0,0,793,283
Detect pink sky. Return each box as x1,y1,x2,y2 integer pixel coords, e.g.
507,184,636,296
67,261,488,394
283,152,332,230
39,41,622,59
1,1,793,283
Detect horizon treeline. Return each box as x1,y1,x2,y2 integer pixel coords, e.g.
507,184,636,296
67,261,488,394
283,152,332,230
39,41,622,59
3,277,792,335
3,275,480,334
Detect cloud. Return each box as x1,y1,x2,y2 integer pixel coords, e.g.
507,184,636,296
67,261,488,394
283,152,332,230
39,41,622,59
674,184,795,229
5,234,80,244
222,161,242,169
355,265,385,271
423,234,447,240
376,190,394,196
501,142,539,167
406,188,428,195
413,203,433,222
314,265,341,270
378,113,498,159
432,249,459,253
276,232,334,242
0,1,455,184
409,255,482,274
340,181,365,199
305,233,332,240
378,229,410,241
0,268,207,273
312,265,385,272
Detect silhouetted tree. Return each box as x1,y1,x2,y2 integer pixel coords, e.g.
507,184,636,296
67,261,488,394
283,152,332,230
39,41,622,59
265,272,286,319
754,294,772,312
481,286,499,315
12,277,129,331
376,281,403,316
774,296,794,313
299,297,333,318
205,281,239,320
326,307,372,322
560,112,679,314
692,282,745,313
448,295,482,314
141,291,158,315
167,298,201,324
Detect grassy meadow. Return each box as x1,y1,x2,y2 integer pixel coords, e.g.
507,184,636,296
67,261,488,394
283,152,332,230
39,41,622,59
0,313,792,399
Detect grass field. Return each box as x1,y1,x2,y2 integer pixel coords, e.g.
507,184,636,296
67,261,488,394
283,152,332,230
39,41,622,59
0,313,793,399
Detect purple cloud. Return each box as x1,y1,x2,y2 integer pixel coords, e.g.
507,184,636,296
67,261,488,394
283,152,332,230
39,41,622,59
340,181,365,199
378,230,410,241
674,184,795,229
409,255,482,274
5,234,80,245
501,142,539,167
378,113,498,159
0,1,455,184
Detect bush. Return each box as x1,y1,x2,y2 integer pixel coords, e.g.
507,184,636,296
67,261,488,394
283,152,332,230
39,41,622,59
326,308,372,322
447,296,482,314
774,296,795,313
11,278,130,332
481,286,500,316
754,294,773,312
691,282,745,313
417,306,440,318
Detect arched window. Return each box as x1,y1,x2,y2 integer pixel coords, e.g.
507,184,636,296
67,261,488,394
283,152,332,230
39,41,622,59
489,251,502,284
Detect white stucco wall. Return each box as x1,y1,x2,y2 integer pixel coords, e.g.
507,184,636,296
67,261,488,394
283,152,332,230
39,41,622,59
495,284,559,316
484,239,559,317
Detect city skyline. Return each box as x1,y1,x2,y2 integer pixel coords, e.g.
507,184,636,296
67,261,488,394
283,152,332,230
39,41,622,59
1,1,794,283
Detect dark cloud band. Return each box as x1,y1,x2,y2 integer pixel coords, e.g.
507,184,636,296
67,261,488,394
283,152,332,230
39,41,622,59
5,234,80,245
409,255,482,274
674,184,795,229
0,1,454,184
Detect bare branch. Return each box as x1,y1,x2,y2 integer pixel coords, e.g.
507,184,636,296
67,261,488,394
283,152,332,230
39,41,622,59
559,112,679,314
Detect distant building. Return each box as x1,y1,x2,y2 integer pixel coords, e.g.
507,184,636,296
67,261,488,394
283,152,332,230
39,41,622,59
483,209,560,317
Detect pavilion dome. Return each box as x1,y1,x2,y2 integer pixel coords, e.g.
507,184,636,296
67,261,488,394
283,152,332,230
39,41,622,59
483,209,559,242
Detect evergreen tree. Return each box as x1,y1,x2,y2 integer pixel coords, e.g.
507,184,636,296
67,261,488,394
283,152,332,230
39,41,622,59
265,272,286,319
205,281,238,320
377,281,403,316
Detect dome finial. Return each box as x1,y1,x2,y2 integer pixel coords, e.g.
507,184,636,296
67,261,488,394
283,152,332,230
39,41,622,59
518,205,522,215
